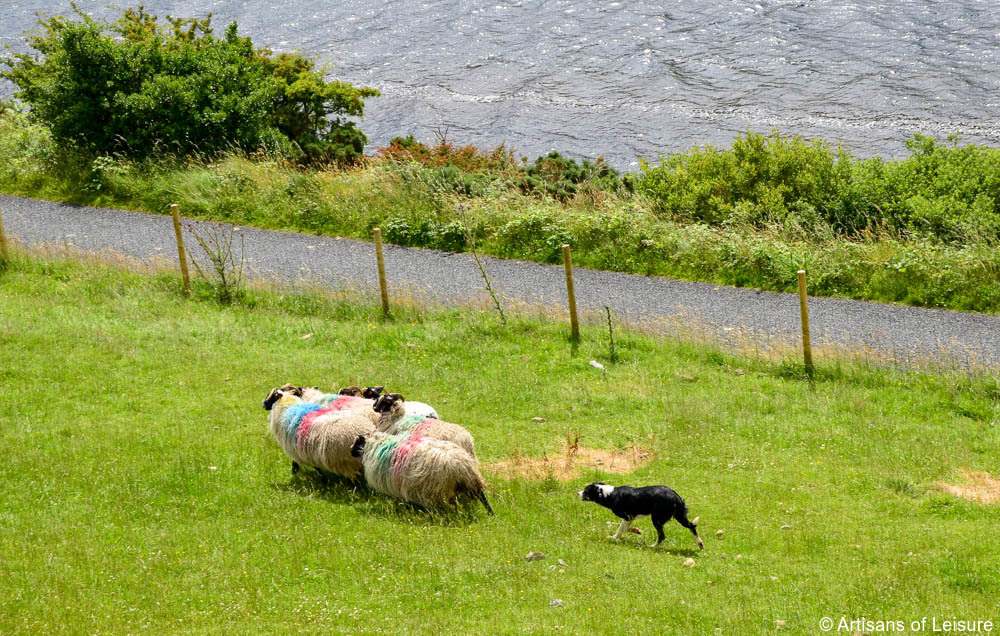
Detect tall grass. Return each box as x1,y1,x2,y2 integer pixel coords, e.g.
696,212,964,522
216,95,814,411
3,107,1000,312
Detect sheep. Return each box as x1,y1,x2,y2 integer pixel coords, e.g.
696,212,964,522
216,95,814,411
262,386,374,479
350,430,493,515
363,385,439,419
296,384,440,419
371,393,476,457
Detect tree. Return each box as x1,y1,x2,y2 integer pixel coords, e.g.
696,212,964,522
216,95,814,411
1,5,378,163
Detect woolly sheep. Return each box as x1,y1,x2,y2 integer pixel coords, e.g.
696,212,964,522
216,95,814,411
350,430,493,515
294,384,440,419
262,387,374,479
371,393,476,457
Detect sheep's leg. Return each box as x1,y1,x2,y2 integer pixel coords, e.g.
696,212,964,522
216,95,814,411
609,519,631,540
291,461,300,475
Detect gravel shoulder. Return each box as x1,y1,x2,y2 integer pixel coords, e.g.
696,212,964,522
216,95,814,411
4,193,999,369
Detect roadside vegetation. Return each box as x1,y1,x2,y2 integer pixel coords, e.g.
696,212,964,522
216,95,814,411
3,6,1000,313
2,251,999,632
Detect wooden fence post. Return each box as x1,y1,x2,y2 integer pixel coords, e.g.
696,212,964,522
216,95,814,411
563,244,580,342
797,269,814,380
0,206,9,261
170,204,190,294
374,228,390,318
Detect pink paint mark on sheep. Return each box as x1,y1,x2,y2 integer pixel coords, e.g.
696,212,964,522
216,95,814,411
330,396,368,411
296,407,335,444
391,435,427,480
410,419,439,437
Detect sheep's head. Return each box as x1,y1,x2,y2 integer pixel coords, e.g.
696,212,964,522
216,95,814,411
372,392,404,413
262,387,284,411
338,385,362,396
350,435,367,457
362,385,385,400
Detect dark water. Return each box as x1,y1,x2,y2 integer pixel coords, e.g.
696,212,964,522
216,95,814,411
4,1,1000,168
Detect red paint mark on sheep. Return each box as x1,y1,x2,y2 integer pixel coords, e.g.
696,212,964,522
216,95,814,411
296,407,335,444
330,396,367,411
391,435,426,480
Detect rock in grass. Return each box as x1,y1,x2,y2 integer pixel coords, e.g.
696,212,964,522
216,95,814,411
683,558,696,567
549,599,564,608
531,417,546,423
716,529,724,537
525,551,545,561
780,524,792,530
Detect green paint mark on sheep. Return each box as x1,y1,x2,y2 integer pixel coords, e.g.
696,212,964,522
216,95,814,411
371,436,399,476
394,415,426,433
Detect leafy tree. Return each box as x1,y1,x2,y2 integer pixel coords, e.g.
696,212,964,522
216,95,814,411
1,5,378,163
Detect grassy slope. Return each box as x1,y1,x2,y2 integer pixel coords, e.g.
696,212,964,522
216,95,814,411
1,256,999,634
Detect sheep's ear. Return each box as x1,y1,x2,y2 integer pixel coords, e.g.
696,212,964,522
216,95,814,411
262,388,282,411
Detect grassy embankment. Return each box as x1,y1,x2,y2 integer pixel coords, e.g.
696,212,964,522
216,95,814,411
2,109,1000,314
1,250,998,633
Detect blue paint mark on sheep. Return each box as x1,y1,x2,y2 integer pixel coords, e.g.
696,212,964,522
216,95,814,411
283,403,324,440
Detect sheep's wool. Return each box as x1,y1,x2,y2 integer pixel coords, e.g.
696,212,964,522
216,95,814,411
269,394,373,479
378,410,477,457
361,431,486,510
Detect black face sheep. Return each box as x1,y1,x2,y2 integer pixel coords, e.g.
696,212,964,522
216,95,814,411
578,482,703,549
296,385,440,419
262,387,375,480
351,431,493,515
371,393,475,457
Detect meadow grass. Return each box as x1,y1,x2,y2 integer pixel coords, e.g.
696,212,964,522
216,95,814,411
1,253,999,634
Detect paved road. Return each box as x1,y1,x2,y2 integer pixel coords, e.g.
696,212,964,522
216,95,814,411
4,194,999,369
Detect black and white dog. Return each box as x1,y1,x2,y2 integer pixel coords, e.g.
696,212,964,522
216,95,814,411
578,482,703,549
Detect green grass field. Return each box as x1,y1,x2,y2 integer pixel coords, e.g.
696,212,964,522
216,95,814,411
1,253,998,634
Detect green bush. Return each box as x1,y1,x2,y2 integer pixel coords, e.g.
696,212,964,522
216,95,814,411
518,151,624,201
1,6,377,163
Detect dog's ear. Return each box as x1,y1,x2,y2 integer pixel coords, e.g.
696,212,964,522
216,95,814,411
262,388,282,411
350,435,367,457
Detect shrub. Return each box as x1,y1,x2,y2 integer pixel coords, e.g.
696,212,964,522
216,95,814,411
2,6,378,163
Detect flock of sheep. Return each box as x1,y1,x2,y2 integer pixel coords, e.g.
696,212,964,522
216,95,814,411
262,384,493,515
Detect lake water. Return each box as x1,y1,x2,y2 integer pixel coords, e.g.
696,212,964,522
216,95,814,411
4,1,999,168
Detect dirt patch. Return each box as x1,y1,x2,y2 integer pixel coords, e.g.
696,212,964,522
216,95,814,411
938,470,1000,504
487,435,654,481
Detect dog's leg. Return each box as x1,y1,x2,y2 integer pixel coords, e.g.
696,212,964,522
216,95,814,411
676,511,704,549
650,518,667,548
609,519,631,540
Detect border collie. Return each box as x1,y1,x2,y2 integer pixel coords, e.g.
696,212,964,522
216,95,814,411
578,482,703,549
